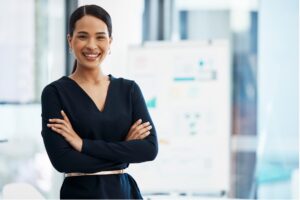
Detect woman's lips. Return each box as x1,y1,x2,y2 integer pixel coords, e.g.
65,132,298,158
82,52,100,61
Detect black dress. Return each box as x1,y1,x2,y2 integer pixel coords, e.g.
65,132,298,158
41,75,158,199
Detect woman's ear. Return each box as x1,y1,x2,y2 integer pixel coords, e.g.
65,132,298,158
67,34,72,49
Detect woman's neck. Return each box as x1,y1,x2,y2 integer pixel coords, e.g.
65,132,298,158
70,66,108,84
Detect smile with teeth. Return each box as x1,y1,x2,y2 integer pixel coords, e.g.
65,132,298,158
82,52,100,60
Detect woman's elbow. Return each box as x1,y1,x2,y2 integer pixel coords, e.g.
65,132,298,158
145,142,158,161
47,153,72,173
49,159,68,173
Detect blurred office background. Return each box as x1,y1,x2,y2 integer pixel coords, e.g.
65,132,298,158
0,0,298,199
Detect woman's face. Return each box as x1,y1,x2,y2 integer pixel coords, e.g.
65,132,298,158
68,15,112,70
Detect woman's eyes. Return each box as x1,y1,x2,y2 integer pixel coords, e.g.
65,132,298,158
96,36,107,40
77,35,87,39
77,35,106,40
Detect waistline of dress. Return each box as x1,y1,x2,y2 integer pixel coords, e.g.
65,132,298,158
65,169,126,177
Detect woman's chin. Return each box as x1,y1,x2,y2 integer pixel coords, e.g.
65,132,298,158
79,63,100,70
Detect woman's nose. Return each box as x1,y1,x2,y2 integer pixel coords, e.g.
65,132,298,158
86,38,97,49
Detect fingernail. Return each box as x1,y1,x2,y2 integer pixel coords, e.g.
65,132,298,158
49,119,52,122
47,124,50,127
61,110,64,113
149,125,152,129
146,122,150,125
139,119,142,122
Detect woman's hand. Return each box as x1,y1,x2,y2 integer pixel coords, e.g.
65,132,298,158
125,119,152,141
47,110,83,152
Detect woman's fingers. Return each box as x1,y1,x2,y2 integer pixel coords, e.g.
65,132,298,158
48,110,70,126
130,119,142,131
133,122,151,134
138,125,152,134
47,112,82,152
138,131,151,139
49,126,68,138
47,123,68,132
138,125,152,137
130,124,152,139
126,119,153,141
49,111,71,131
48,118,66,125
61,110,70,123
47,124,70,138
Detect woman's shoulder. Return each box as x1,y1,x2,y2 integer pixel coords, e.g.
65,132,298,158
110,75,144,98
41,76,70,95
110,74,137,88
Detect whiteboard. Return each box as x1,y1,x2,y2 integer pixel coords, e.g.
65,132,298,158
126,40,231,196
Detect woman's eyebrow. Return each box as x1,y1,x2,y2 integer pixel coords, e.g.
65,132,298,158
77,31,107,35
77,31,88,34
95,32,108,35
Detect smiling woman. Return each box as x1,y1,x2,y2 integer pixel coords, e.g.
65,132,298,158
68,11,112,73
40,4,158,199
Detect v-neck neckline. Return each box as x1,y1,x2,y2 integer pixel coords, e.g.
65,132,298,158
63,74,113,113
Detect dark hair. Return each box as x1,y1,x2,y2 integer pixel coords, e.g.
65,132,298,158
68,5,112,73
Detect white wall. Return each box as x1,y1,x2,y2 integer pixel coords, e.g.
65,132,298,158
258,0,298,161
0,0,35,102
257,0,298,198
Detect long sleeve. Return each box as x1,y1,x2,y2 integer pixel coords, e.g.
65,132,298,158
81,81,158,163
41,85,123,173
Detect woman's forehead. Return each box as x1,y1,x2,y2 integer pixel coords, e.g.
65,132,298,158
74,15,108,33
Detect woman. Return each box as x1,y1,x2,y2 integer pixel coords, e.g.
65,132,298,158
41,4,158,199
